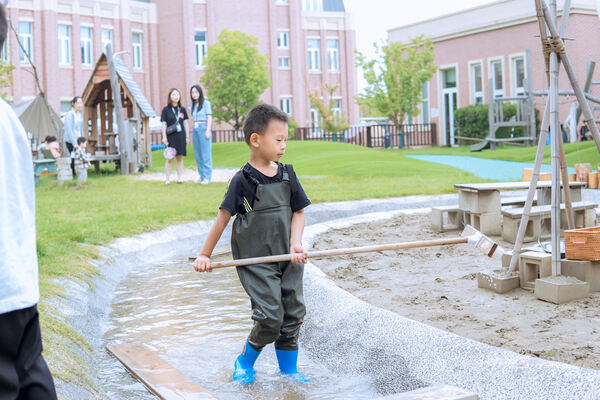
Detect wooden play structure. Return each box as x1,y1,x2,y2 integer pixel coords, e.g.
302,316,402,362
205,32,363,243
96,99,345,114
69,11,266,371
81,50,156,172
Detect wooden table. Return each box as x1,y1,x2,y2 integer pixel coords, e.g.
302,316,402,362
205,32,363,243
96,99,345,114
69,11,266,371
453,181,587,235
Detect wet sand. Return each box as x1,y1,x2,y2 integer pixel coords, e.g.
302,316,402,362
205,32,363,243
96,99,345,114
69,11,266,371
310,213,600,370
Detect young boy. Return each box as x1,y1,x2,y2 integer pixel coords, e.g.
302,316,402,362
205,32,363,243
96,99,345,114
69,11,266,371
194,104,311,385
74,136,91,184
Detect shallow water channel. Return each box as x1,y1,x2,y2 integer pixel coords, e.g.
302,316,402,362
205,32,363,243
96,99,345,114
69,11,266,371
100,256,381,399
95,197,459,399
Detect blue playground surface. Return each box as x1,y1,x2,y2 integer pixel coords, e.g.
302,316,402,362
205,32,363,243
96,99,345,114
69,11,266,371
407,155,575,181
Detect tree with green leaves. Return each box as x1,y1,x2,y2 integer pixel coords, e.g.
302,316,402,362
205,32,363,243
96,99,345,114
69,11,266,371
307,83,350,134
356,35,437,131
0,60,14,102
201,29,271,130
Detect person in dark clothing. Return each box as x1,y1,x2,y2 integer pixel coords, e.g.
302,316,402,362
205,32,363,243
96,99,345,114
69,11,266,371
160,88,190,184
194,104,311,385
0,4,58,399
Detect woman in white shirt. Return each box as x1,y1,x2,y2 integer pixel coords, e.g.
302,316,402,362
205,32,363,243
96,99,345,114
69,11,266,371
63,96,83,176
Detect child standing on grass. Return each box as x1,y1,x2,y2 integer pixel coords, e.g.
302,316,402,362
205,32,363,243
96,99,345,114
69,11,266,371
194,104,311,385
75,136,91,184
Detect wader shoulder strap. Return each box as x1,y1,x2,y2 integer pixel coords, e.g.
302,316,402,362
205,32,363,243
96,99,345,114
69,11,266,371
240,168,261,201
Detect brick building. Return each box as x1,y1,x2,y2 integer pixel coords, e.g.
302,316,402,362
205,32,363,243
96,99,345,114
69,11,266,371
3,0,359,129
388,0,600,146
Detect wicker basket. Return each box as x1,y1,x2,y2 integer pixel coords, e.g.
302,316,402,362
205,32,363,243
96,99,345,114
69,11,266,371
565,226,600,261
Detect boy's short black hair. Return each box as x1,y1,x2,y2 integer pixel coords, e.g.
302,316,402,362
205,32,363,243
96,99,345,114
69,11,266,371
243,104,288,145
0,4,7,50
45,136,57,143
77,137,87,145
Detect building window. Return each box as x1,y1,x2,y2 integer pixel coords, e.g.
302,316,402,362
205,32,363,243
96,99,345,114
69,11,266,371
302,0,320,11
310,105,320,129
80,26,93,66
18,21,33,64
60,100,72,118
1,31,9,63
490,59,503,98
101,28,113,53
278,56,290,69
57,25,71,65
280,96,292,116
277,31,289,49
327,38,339,72
332,98,342,120
132,32,142,69
307,38,320,72
513,56,525,95
276,0,288,4
194,31,207,67
471,62,483,104
421,81,430,124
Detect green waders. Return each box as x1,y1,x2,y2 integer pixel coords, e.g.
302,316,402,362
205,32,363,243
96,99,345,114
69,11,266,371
231,167,306,352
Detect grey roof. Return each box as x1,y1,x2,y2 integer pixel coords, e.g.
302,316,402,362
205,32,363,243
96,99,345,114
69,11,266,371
113,55,156,117
323,0,345,12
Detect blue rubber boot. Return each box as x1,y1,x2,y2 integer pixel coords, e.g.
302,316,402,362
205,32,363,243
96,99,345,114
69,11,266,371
233,342,261,385
275,349,309,383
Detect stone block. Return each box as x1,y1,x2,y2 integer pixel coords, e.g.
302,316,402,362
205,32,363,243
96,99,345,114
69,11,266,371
459,190,500,214
534,276,589,304
478,270,520,294
431,206,463,233
519,251,552,287
376,384,478,400
501,250,514,269
501,214,541,244
464,211,501,236
561,259,600,292
584,209,597,227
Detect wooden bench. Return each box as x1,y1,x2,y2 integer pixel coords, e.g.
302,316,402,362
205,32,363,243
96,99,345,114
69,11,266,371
501,201,598,244
431,205,463,232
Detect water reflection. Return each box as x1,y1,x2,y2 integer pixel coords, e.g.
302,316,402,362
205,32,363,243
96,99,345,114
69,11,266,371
103,257,378,399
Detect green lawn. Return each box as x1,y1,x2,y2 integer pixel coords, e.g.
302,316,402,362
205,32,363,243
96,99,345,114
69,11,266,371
35,139,599,387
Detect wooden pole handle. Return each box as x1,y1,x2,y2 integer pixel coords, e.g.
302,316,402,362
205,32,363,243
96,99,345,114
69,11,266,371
208,237,468,269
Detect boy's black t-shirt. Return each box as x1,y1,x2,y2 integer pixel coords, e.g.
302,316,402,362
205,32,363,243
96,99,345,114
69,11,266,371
220,162,311,216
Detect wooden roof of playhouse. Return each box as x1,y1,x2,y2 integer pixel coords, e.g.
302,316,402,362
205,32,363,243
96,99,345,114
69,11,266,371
82,53,155,117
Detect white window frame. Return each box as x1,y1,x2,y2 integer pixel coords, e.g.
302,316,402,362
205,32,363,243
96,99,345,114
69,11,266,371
302,0,321,11
307,37,320,73
18,20,33,64
488,56,505,98
278,56,290,70
310,106,320,130
280,95,292,116
327,37,339,72
510,53,526,96
57,24,72,66
421,80,430,124
101,27,113,53
277,30,289,49
331,97,342,120
80,25,93,67
194,30,207,68
468,60,484,105
1,29,9,63
132,31,143,70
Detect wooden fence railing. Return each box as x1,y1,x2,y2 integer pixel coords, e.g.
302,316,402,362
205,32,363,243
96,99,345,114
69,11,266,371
151,123,438,148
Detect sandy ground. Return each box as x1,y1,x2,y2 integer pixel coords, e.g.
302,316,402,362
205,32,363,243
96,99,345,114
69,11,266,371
136,168,238,183
310,213,600,370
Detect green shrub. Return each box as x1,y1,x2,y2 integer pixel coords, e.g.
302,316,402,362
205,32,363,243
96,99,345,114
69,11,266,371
454,103,539,145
